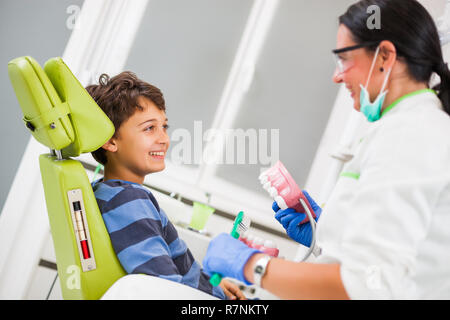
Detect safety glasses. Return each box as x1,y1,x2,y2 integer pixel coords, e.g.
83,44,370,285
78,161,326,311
332,41,380,74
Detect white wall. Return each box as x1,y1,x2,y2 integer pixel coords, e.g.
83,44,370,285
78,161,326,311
0,0,84,213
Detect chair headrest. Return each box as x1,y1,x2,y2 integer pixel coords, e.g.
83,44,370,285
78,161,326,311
8,56,114,157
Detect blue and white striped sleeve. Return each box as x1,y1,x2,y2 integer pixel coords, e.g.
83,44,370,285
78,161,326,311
100,186,180,280
161,213,225,299
97,184,225,299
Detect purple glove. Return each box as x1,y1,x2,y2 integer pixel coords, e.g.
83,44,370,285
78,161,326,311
203,233,260,285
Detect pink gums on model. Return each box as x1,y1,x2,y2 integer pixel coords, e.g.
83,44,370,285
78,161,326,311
259,161,316,224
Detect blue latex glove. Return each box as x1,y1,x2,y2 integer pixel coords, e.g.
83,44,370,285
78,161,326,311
203,233,260,285
272,190,322,247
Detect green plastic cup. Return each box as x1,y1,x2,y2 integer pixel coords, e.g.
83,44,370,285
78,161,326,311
189,202,215,231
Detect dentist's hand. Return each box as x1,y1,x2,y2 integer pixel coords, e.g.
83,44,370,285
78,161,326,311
203,233,260,285
273,190,322,247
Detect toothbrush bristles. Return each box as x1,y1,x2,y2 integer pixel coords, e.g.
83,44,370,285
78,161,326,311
237,215,251,233
238,223,248,232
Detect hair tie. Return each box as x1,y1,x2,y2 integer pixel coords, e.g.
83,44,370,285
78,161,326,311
99,73,110,86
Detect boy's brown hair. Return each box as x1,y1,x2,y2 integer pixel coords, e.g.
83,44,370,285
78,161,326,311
85,71,166,165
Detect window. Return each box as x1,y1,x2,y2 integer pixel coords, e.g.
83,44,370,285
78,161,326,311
122,0,354,229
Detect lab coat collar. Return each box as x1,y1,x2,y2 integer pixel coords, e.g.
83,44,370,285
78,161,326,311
379,88,439,120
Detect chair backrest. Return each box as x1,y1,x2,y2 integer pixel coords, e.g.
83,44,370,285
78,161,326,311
8,56,126,299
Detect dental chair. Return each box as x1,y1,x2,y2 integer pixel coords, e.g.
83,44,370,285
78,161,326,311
8,56,220,300
8,56,126,299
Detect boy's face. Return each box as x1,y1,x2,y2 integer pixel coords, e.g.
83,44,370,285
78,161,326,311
105,96,170,182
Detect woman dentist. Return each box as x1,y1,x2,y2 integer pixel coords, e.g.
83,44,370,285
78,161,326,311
202,0,450,299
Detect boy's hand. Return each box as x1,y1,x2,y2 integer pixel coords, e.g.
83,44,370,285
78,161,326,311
219,279,247,300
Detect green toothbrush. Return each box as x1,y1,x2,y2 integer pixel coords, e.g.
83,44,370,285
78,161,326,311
209,211,251,286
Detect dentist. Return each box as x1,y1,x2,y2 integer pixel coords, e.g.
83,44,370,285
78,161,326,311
202,0,450,299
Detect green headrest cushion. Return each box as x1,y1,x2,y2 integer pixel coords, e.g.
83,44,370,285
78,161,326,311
8,56,114,157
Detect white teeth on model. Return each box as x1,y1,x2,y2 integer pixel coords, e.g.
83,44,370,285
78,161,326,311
263,182,272,191
150,152,164,156
260,175,268,184
272,173,285,185
275,196,288,210
263,240,277,249
269,187,278,198
253,237,264,246
258,171,268,180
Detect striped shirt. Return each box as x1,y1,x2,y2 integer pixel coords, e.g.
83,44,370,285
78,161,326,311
92,178,225,299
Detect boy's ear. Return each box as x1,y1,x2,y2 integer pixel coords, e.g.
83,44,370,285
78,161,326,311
102,137,118,153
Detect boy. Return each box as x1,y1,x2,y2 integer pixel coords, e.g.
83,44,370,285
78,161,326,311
86,72,244,300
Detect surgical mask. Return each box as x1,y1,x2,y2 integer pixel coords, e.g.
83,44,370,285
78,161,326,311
360,46,392,122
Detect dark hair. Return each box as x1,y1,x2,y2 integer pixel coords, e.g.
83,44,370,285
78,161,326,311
339,0,450,115
85,71,166,165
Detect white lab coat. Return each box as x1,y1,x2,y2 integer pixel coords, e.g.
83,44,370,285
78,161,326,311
314,90,450,299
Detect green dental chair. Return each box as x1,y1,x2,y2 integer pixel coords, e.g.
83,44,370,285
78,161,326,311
8,56,126,299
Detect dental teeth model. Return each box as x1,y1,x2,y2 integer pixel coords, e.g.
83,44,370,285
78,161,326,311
259,161,316,224
252,237,264,250
245,233,255,247
238,231,248,245
260,240,279,258
239,232,280,257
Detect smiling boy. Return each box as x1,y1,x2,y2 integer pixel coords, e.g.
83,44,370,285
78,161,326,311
87,72,243,300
